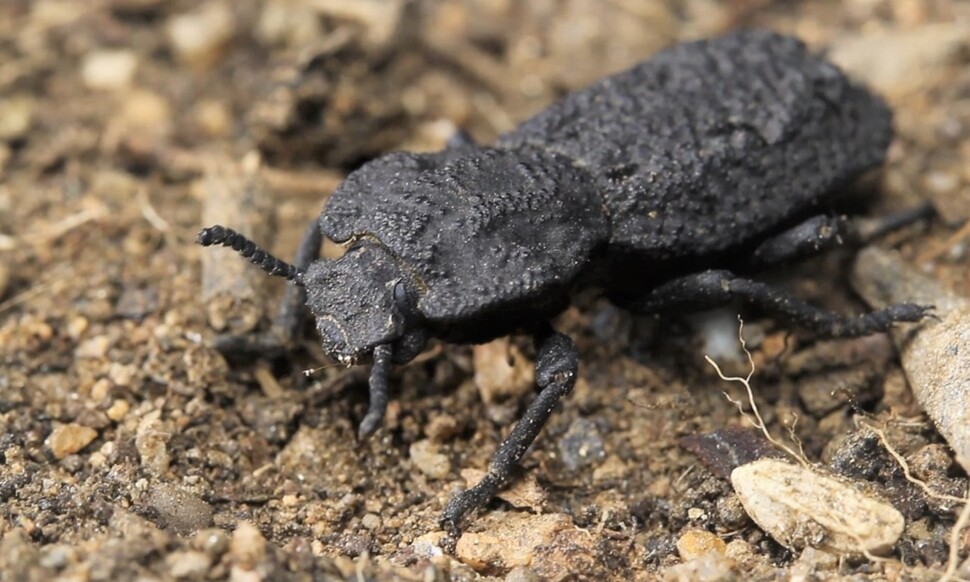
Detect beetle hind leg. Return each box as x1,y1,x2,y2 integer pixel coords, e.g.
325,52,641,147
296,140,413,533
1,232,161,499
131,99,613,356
618,269,930,338
440,326,578,535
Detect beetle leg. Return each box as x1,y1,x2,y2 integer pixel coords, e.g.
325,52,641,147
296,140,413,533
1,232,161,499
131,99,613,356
445,128,477,149
620,269,931,338
274,219,323,343
359,343,394,439
440,327,578,534
209,220,323,357
747,203,933,269
747,215,849,268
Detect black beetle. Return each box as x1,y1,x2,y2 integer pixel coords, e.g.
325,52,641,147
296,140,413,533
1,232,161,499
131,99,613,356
198,30,929,533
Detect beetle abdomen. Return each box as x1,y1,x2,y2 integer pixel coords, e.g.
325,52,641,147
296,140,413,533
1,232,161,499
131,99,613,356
498,30,892,260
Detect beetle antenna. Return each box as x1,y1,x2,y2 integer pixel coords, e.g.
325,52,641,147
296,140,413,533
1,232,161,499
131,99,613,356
196,225,304,283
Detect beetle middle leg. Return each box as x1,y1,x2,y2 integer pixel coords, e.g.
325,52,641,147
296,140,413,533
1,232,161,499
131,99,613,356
747,203,933,269
441,326,578,534
618,270,930,338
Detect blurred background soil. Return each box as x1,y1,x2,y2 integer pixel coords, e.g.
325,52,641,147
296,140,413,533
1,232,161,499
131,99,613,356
1,1,970,580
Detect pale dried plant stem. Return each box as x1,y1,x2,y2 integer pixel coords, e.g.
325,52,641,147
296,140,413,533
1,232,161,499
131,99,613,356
859,421,970,581
941,486,970,582
860,421,967,505
705,316,809,466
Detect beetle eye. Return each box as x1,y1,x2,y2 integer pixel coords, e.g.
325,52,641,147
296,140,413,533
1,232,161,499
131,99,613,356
392,281,409,311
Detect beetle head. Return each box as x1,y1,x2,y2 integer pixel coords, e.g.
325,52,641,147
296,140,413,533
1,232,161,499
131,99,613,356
196,226,425,366
303,243,422,365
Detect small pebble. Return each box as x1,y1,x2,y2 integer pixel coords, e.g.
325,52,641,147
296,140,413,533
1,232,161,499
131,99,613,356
136,410,171,475
90,378,112,403
66,316,88,340
0,96,34,142
114,286,159,320
229,521,266,570
193,528,230,555
662,551,735,582
47,424,98,459
473,337,534,423
907,444,954,481
192,99,232,137
923,170,968,226
723,540,761,572
425,414,460,442
676,529,727,561
557,417,606,471
165,550,211,579
106,399,130,422
108,362,137,387
409,531,446,562
731,458,904,554
789,547,838,580
715,495,749,530
38,544,75,569
27,319,54,341
361,513,381,530
409,439,450,480
146,483,214,535
455,513,597,577
797,368,881,416
255,1,321,47
120,90,172,134
75,335,111,359
81,49,138,91
166,2,236,70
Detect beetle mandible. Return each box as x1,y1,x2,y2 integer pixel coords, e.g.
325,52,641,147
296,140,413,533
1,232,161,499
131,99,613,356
197,30,930,533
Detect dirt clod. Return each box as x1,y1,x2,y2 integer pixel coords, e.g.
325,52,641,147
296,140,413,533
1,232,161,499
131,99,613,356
146,483,215,535
676,529,727,560
409,439,451,480
455,512,599,578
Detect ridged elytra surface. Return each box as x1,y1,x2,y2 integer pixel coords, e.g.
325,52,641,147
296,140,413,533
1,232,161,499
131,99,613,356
322,30,891,324
498,29,892,257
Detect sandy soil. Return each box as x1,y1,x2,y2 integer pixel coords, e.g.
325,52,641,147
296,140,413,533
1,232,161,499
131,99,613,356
1,1,969,580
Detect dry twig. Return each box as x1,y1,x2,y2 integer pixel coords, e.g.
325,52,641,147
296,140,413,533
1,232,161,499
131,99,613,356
705,316,809,466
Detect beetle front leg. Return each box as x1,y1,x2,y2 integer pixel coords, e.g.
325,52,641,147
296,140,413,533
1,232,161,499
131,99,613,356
440,327,578,535
210,219,322,355
273,219,323,343
358,343,393,439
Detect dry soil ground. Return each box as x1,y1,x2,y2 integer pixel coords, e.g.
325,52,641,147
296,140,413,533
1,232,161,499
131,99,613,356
1,1,970,580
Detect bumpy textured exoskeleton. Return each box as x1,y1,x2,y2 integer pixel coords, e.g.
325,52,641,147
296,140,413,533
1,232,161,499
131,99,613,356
197,30,930,534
